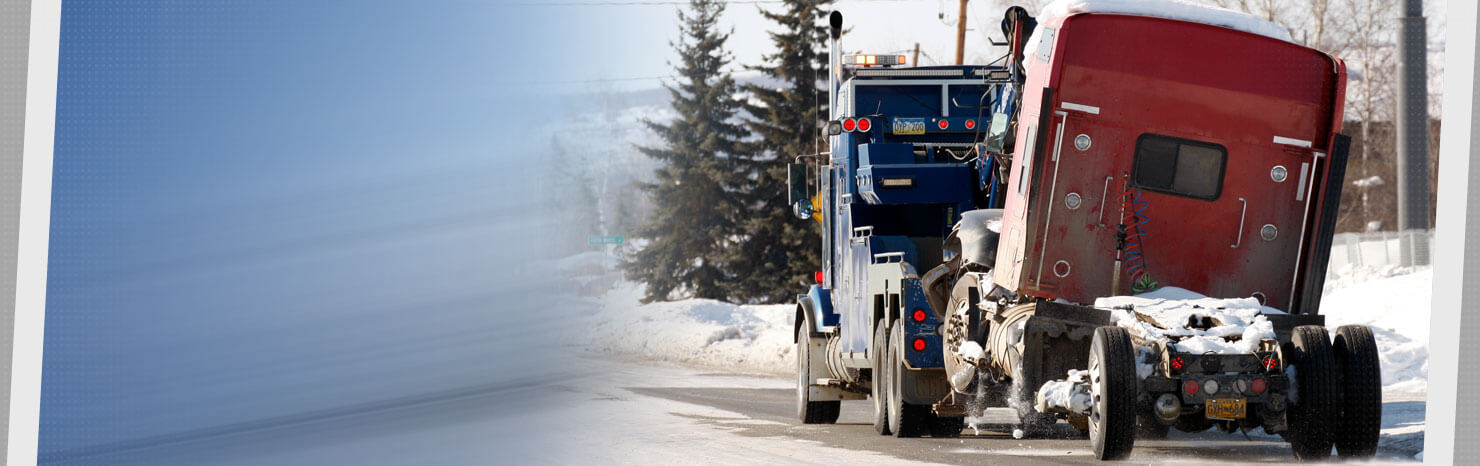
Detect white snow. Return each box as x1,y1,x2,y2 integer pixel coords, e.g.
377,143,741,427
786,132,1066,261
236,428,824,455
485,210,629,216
1025,0,1294,65
1352,175,1385,187
1321,265,1432,393
1095,287,1278,355
957,341,985,361
1035,369,1092,415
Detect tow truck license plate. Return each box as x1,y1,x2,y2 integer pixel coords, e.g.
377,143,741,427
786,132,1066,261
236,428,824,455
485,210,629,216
892,118,926,135
1205,398,1247,420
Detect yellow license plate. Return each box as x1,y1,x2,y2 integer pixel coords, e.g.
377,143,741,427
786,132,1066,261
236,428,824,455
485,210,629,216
1205,398,1247,420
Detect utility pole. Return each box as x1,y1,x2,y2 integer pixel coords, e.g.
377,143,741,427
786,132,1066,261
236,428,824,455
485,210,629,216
912,42,920,66
954,0,968,64
1396,0,1431,266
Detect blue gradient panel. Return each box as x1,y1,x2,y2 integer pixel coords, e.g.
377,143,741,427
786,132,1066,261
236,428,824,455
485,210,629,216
42,1,584,463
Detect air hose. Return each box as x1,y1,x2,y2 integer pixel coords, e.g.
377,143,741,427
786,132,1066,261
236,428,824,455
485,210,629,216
1119,178,1159,294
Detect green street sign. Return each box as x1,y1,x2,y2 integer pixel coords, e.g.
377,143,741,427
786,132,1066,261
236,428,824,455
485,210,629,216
588,235,625,245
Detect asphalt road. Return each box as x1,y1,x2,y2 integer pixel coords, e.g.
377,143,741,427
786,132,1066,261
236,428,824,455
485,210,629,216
38,355,1419,465
623,367,1420,464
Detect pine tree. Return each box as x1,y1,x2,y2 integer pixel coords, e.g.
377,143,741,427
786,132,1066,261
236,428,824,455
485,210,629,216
724,0,830,303
622,0,748,303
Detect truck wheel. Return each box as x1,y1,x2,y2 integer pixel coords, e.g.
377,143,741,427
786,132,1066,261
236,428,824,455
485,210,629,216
1088,326,1136,461
1287,325,1336,460
1333,325,1381,458
873,319,892,435
796,325,840,424
887,321,928,437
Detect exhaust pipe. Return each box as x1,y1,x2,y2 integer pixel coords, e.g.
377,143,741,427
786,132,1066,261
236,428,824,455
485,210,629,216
828,11,842,121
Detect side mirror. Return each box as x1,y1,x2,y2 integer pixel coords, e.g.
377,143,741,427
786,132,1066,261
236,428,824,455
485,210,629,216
788,163,813,220
793,200,815,220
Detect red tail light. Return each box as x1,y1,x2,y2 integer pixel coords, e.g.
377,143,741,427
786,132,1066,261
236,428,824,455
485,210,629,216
1183,380,1199,395
1263,356,1278,370
857,118,872,132
912,338,926,351
1251,377,1267,394
911,309,927,322
814,271,824,283
964,119,976,130
1170,357,1184,371
841,118,857,132
937,119,949,130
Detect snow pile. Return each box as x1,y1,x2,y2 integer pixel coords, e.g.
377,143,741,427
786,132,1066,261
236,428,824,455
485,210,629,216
956,340,985,361
578,281,797,375
1321,266,1432,392
1035,369,1091,414
1026,0,1294,62
1095,287,1278,355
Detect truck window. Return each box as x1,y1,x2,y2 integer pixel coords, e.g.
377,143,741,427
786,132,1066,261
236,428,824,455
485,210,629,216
1132,134,1226,200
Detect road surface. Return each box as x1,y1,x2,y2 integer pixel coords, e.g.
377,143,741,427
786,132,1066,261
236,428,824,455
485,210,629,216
42,353,1422,465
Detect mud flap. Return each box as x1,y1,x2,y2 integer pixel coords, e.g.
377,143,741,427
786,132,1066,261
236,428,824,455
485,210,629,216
898,368,953,405
802,333,868,402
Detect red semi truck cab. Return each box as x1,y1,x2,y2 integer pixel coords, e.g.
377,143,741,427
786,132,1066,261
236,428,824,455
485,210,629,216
993,11,1348,314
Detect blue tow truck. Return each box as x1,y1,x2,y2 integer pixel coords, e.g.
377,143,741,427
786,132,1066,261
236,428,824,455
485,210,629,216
788,11,1021,436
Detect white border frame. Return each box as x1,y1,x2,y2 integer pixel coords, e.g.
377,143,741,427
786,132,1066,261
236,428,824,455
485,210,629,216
10,0,59,463
1426,0,1477,463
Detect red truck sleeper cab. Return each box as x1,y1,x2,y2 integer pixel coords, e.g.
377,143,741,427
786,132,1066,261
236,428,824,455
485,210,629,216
994,12,1347,312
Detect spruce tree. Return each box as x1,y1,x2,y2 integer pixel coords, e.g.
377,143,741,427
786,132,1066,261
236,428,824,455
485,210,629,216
724,0,830,303
623,0,747,303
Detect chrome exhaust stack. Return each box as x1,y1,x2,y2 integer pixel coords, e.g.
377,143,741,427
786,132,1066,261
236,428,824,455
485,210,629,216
828,11,842,121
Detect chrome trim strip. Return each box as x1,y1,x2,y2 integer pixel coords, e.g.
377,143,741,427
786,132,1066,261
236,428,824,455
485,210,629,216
1060,102,1100,114
1273,136,1313,148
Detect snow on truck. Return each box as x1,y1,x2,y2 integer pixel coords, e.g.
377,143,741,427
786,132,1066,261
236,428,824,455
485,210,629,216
787,1,1380,461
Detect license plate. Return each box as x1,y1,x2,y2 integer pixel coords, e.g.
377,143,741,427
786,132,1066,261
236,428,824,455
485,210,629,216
1205,398,1247,420
892,118,926,135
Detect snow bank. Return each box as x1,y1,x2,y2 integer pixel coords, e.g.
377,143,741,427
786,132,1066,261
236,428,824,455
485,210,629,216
1321,266,1432,392
1095,287,1277,355
1025,0,1294,64
577,281,797,375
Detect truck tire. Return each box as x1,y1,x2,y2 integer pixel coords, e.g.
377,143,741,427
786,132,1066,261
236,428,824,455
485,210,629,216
796,325,840,424
1088,326,1136,461
1333,325,1380,458
1287,325,1336,460
873,319,892,435
887,321,929,437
